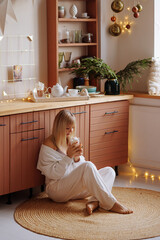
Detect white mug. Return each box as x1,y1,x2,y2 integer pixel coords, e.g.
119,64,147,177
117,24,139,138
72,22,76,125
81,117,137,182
68,89,79,96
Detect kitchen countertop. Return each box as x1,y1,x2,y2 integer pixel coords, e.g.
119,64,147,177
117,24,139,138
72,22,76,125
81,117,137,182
0,94,133,116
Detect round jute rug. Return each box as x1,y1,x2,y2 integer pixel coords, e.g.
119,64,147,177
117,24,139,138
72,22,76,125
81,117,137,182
14,187,160,240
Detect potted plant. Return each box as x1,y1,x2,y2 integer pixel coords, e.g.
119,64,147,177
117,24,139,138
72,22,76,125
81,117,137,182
71,57,152,93
71,57,117,91
116,58,152,92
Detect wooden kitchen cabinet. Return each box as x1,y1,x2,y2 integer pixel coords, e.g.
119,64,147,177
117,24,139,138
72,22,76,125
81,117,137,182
10,112,45,193
0,116,9,196
47,0,98,87
90,101,129,169
45,105,89,161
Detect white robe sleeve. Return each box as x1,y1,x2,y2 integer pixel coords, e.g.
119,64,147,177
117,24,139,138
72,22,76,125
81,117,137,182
37,145,73,181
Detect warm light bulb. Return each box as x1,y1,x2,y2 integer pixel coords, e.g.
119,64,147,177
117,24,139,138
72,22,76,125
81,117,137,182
127,7,130,11
135,173,138,178
151,175,155,178
132,168,136,173
120,21,123,25
125,16,128,20
158,176,160,180
122,30,125,33
145,172,149,177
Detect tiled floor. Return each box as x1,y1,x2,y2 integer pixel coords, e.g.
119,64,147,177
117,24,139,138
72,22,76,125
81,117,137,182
0,174,160,240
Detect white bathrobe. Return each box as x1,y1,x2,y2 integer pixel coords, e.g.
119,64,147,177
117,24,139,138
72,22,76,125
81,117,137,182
37,144,117,210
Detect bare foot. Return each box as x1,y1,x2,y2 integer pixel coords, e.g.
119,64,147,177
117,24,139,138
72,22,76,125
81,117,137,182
110,201,133,214
86,201,99,215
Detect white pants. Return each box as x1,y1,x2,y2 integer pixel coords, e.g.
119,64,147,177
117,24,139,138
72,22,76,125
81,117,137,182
46,161,117,210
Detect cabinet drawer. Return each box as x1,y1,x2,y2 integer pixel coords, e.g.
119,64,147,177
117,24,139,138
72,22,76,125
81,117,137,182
90,117,128,131
90,125,128,145
10,111,45,133
91,148,128,168
90,101,129,125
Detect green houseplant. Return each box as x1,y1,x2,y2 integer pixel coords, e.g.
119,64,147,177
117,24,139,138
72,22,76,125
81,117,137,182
71,57,152,93
71,57,117,91
116,58,152,92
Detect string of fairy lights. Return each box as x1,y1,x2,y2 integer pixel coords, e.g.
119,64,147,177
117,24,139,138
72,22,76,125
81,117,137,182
128,158,160,182
109,0,143,36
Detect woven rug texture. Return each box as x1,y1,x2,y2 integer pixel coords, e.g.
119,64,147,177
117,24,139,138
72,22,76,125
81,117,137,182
14,187,160,240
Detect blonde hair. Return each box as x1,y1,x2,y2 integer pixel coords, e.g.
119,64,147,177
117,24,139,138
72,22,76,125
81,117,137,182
52,110,76,148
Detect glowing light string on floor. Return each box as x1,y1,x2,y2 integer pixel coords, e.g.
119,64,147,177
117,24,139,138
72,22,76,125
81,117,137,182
109,0,143,36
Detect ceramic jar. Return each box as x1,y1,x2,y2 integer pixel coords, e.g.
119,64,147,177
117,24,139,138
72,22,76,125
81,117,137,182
58,6,65,18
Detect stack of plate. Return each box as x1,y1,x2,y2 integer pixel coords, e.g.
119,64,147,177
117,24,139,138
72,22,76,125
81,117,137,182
76,85,99,94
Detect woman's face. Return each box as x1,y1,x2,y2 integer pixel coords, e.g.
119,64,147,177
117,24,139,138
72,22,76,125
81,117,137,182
66,124,74,136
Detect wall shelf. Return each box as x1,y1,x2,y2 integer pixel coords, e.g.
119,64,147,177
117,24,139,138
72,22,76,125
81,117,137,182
58,68,74,72
58,43,97,47
58,18,97,22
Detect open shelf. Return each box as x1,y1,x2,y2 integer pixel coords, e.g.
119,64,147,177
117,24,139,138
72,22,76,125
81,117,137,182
58,43,97,47
58,68,74,72
58,18,97,22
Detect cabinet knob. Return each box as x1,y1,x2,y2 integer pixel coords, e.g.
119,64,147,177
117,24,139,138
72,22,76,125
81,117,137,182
73,111,87,115
105,130,118,134
21,137,39,141
105,111,118,115
20,120,38,125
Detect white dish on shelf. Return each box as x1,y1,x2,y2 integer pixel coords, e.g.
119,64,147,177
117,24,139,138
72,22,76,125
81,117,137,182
79,16,90,19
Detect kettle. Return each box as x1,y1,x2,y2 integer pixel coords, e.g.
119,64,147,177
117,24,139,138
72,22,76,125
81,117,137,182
51,83,68,97
105,79,120,95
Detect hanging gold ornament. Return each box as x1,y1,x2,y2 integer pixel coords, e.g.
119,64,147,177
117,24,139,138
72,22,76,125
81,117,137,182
111,0,124,13
109,23,122,36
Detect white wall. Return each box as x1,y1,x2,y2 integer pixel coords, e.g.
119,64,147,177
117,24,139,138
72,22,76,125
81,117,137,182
100,0,155,92
0,0,47,99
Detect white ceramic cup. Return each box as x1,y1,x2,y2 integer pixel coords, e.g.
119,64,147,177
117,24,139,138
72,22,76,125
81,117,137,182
81,12,88,18
68,89,79,96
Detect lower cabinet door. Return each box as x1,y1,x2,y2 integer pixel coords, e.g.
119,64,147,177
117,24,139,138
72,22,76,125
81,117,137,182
10,129,45,193
0,116,9,196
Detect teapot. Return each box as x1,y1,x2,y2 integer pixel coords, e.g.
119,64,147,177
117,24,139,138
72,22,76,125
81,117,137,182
51,83,68,97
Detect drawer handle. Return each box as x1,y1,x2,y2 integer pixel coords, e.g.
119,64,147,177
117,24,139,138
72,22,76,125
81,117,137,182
73,111,87,115
20,120,38,125
21,137,39,141
0,124,6,126
105,111,118,115
105,130,118,135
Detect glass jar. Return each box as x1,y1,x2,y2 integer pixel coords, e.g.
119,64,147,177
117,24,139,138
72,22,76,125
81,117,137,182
58,6,65,18
82,33,93,43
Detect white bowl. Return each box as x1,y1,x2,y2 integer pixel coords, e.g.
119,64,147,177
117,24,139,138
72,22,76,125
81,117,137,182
76,85,97,93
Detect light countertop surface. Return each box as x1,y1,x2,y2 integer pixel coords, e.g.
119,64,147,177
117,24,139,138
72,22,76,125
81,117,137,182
0,94,133,116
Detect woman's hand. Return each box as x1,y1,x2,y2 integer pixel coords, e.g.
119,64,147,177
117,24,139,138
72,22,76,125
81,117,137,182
67,141,83,159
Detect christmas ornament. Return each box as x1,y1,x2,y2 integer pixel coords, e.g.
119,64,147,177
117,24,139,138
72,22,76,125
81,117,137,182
136,4,143,12
109,23,122,36
111,0,124,13
132,6,138,13
134,12,139,18
111,16,116,22
126,24,131,29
